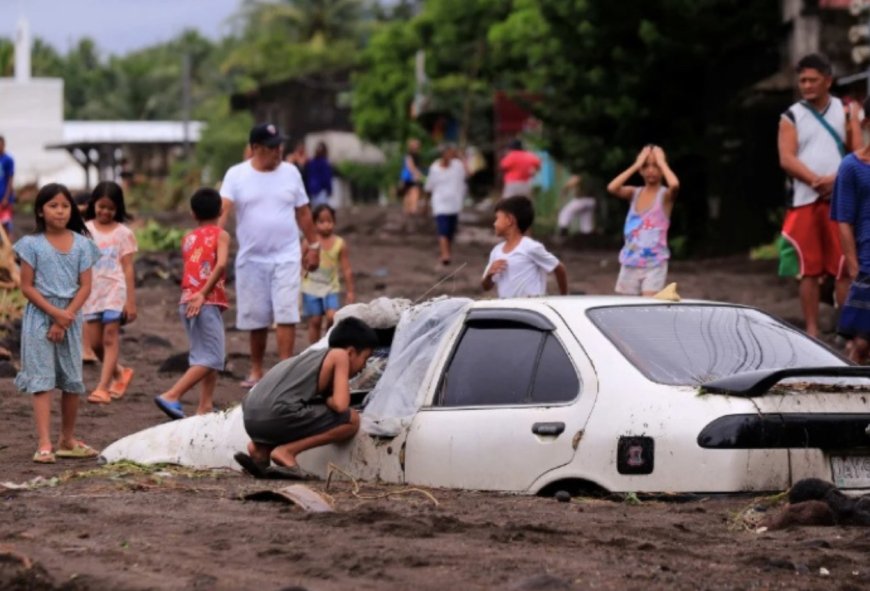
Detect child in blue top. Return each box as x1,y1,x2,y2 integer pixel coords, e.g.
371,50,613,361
14,183,101,464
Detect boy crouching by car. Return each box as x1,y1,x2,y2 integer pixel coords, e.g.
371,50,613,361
234,317,378,479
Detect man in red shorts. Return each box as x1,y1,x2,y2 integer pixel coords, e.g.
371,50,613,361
778,54,860,337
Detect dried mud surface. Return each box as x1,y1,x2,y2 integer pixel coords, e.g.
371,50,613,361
1,206,865,591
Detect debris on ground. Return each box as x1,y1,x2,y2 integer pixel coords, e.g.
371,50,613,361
242,484,335,513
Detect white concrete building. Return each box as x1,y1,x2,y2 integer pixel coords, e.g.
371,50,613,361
0,18,203,191
0,18,79,187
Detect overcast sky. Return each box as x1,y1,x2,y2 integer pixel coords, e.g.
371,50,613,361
0,0,243,56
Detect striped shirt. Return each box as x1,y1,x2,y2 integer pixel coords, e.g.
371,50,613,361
782,97,846,207
831,154,870,273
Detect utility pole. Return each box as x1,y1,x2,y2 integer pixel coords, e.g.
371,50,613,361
181,53,192,161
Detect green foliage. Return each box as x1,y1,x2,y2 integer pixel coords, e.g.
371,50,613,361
352,0,513,147
749,237,780,261
0,39,11,76
223,0,364,84
351,21,421,144
135,220,186,252
490,0,780,177
196,98,253,186
335,160,394,192
669,235,689,260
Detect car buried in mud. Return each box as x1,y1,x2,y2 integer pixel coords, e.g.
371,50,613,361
102,296,870,494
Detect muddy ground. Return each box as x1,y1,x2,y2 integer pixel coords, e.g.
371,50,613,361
1,206,868,591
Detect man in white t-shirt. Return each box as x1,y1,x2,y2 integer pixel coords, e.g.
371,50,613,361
220,123,320,386
482,196,568,298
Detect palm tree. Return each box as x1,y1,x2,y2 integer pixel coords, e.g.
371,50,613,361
244,0,364,44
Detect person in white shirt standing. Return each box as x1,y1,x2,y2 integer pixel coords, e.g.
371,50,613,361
482,196,568,298
778,53,861,337
220,123,320,387
425,144,467,268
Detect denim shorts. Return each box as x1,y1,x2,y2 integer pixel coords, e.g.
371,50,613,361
84,309,124,324
435,214,459,240
302,292,341,318
181,304,225,371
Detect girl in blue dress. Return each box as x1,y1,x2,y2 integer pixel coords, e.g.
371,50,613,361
14,183,100,463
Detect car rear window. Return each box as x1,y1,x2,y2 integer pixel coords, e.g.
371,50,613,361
586,305,845,386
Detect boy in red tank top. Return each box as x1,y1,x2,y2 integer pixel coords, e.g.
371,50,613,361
155,188,230,420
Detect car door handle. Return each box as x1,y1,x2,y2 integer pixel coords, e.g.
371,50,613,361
532,422,565,436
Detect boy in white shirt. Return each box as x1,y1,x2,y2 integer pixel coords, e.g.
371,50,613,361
482,196,568,298
424,144,467,267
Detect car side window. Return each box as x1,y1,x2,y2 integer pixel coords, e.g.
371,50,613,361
438,324,580,407
531,334,580,403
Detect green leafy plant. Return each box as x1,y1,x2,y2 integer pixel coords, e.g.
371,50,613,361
135,220,186,252
749,236,779,261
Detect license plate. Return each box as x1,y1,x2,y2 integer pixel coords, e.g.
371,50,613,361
830,455,870,488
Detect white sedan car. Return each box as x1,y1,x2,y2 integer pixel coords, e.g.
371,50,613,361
103,296,870,494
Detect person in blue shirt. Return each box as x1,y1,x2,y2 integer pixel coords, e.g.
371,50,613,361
831,96,870,362
0,136,15,239
303,142,333,208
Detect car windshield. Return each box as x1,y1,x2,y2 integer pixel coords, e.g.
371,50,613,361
586,305,846,386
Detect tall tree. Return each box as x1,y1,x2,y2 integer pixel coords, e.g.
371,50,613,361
223,0,364,85
490,0,780,174
353,0,511,146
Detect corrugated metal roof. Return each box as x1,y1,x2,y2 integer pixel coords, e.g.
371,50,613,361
54,121,204,146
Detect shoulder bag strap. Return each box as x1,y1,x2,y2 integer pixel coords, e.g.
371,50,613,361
800,100,846,157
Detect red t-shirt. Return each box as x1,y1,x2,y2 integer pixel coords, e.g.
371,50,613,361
500,150,541,183
181,225,227,309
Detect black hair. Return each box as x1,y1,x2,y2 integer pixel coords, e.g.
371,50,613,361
494,195,535,232
315,142,328,158
328,317,379,350
86,181,130,222
312,203,336,223
796,53,832,76
862,97,870,120
190,187,222,221
73,191,91,207
34,183,91,237
508,138,523,151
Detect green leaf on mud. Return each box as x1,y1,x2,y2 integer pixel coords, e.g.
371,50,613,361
622,492,641,505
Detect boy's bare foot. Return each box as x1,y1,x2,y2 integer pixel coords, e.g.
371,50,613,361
270,449,299,469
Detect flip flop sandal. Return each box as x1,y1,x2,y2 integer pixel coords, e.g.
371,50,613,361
55,441,99,459
154,396,185,420
233,452,269,479
264,464,311,481
240,377,260,389
87,388,112,404
32,450,56,464
109,367,135,399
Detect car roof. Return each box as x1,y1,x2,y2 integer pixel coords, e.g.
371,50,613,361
470,295,740,314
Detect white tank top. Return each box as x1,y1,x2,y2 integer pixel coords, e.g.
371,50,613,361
783,97,846,208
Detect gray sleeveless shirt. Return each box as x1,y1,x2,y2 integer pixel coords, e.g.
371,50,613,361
242,348,331,422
